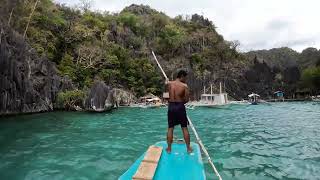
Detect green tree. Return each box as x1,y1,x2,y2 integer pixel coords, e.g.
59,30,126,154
56,90,86,110
316,58,320,67
58,53,76,80
301,67,320,92
158,23,186,54
118,12,140,33
1,1,262,99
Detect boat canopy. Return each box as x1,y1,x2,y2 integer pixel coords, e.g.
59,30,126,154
146,97,161,102
274,91,284,94
248,93,260,97
140,93,157,99
139,93,162,103
274,91,284,97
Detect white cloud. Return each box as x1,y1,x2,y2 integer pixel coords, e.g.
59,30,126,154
54,0,320,52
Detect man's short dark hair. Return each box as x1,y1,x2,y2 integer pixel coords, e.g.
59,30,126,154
177,69,188,78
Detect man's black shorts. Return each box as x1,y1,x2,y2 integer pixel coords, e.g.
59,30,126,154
167,102,189,128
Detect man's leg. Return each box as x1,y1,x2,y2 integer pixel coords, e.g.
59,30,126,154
166,127,174,153
182,127,193,153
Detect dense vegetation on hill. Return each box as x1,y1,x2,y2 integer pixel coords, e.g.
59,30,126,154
1,0,250,99
2,0,249,98
246,47,320,95
245,47,299,70
1,0,319,109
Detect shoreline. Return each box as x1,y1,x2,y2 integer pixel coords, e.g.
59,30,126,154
0,100,317,118
265,98,312,102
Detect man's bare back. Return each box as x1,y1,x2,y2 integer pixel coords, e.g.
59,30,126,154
168,80,189,103
165,70,192,154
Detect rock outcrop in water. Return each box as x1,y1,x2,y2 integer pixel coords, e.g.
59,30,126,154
0,25,73,115
84,81,115,112
113,88,136,106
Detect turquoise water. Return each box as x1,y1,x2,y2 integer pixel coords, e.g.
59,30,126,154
0,102,319,180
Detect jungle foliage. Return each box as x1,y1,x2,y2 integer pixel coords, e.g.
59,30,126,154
1,0,319,97
1,0,245,97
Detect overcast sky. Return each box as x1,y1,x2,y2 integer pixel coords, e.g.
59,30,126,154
55,0,320,52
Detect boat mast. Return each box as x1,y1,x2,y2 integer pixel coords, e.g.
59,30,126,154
210,84,213,95
219,82,222,94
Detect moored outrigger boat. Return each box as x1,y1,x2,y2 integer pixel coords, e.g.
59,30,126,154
312,95,320,102
189,83,229,108
130,93,165,108
248,93,260,105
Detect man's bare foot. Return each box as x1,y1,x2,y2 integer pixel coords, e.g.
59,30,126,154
166,147,172,154
187,147,193,154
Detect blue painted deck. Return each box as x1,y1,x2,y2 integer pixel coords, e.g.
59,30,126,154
119,141,206,180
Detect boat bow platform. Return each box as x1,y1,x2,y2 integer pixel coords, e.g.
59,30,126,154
119,141,206,180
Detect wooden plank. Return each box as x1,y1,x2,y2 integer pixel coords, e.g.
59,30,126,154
132,162,157,180
143,146,162,163
132,146,163,180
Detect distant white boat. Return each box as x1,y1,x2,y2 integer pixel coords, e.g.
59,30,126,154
312,95,320,102
248,93,260,105
190,82,229,108
130,93,165,108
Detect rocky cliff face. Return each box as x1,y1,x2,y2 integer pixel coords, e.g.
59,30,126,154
84,81,114,111
298,48,320,69
0,25,73,115
113,88,136,106
242,49,302,98
245,47,299,70
241,59,276,98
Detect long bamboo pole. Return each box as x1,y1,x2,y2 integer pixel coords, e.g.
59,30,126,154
0,29,3,44
23,0,40,38
151,51,168,80
187,116,222,180
8,8,14,26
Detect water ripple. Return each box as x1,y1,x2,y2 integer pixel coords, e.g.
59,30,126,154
0,102,319,179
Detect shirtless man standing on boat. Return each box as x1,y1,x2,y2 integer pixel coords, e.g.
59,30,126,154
165,70,193,154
